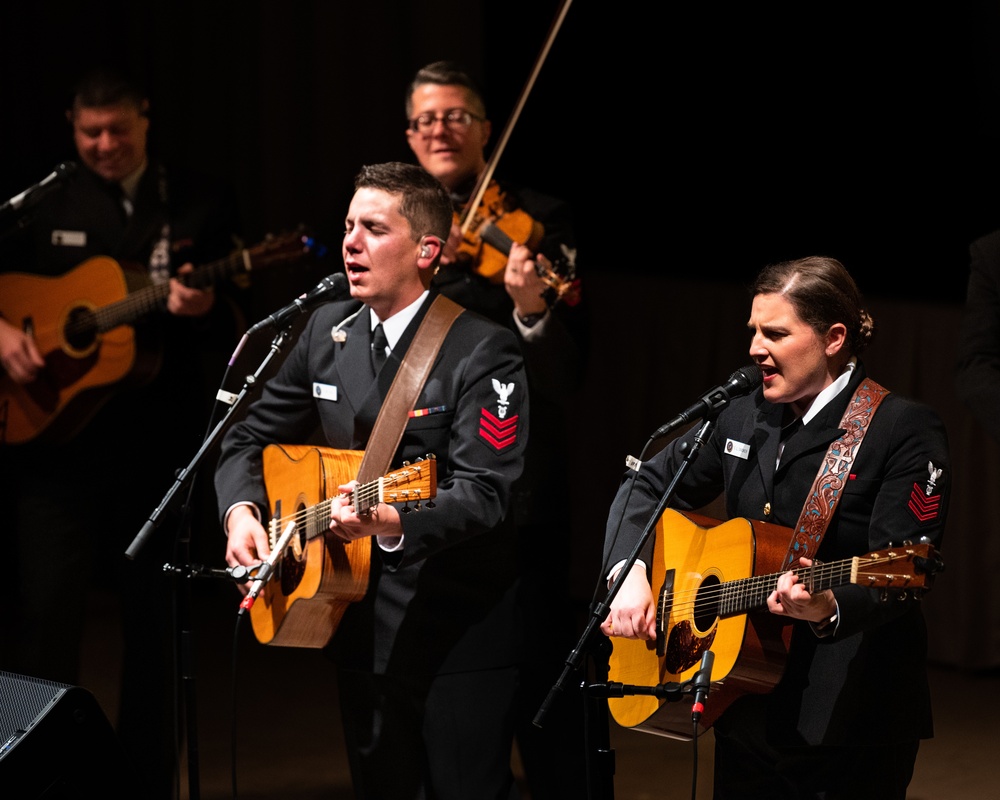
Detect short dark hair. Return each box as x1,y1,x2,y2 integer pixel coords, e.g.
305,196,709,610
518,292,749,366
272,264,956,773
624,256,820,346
405,60,486,119
751,255,876,355
354,162,452,242
69,67,147,115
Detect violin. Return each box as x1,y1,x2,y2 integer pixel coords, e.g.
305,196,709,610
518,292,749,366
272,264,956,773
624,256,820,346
452,0,580,308
454,180,580,307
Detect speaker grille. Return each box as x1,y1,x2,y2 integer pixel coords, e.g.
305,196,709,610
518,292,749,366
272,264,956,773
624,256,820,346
0,671,70,758
0,671,134,797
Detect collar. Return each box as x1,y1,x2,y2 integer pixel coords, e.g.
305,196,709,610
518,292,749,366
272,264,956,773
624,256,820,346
119,159,148,201
800,358,857,426
371,290,429,350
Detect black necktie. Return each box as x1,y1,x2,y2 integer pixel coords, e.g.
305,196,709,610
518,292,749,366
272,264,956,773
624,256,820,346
108,182,131,222
371,323,388,373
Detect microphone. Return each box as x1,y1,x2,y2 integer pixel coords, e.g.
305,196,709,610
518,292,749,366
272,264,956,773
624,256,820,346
239,521,297,614
246,272,349,334
0,161,77,217
164,563,253,583
690,649,715,723
650,364,763,440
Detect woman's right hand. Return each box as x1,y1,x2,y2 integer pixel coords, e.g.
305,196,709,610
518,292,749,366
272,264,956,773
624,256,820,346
601,562,657,640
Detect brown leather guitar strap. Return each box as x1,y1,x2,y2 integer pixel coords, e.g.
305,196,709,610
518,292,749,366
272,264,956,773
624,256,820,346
356,295,464,483
780,378,890,571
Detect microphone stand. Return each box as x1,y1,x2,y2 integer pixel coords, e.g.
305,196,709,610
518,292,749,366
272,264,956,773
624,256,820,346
124,325,296,800
534,415,718,799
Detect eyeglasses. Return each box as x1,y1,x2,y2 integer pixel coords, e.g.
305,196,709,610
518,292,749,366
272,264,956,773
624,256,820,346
408,108,483,134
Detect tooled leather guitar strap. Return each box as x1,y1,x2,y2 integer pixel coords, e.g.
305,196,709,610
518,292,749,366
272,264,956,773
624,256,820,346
355,294,464,483
780,378,890,571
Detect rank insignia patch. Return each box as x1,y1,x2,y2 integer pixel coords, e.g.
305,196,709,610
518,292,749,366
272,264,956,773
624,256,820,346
908,482,941,522
478,407,519,451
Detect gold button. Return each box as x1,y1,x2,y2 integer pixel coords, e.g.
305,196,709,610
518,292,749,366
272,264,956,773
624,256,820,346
763,502,771,516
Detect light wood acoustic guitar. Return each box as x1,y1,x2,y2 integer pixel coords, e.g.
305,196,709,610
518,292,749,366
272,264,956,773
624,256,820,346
250,444,437,648
607,509,942,740
0,231,315,445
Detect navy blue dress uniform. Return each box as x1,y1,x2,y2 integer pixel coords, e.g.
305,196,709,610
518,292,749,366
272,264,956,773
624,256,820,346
604,362,949,795
214,289,528,799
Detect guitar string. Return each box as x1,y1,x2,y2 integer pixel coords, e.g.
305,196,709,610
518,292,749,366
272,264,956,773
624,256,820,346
70,237,302,336
82,250,245,335
660,553,923,620
266,465,430,541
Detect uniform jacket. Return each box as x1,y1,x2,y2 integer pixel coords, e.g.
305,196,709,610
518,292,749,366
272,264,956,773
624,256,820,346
605,362,950,746
215,291,529,678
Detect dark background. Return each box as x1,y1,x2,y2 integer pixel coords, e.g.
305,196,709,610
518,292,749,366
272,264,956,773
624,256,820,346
3,1,1000,305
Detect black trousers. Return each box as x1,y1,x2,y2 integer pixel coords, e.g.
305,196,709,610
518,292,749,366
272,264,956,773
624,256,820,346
337,665,521,800
712,696,920,799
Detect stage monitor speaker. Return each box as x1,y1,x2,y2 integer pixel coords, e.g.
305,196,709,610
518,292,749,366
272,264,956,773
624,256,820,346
0,671,136,798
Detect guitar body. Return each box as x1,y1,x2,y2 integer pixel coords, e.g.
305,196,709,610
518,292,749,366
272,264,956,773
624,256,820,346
0,258,153,445
607,510,794,740
252,444,372,648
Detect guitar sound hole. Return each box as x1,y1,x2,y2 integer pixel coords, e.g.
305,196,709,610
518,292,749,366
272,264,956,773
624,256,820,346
693,575,721,631
65,306,98,351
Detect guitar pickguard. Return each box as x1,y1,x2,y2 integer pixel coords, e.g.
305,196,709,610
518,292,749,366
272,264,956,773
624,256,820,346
665,620,716,676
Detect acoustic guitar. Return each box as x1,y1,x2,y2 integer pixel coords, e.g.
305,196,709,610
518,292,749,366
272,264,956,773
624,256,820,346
0,231,314,445
607,509,942,740
251,444,437,648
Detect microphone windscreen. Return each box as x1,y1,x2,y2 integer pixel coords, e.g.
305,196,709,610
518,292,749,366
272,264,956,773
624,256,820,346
728,364,762,393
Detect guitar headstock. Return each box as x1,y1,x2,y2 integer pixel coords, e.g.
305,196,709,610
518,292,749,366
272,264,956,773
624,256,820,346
245,228,324,270
856,541,944,597
382,455,437,511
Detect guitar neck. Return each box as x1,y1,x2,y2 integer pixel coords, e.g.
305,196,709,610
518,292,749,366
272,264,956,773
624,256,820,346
281,477,380,541
91,249,249,332
721,556,860,617
272,459,436,542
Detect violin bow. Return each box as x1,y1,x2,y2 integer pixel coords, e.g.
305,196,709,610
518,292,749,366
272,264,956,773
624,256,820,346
459,0,576,236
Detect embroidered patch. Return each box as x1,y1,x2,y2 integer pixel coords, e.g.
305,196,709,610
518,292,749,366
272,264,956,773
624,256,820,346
479,407,519,451
725,439,750,460
908,483,941,522
313,382,337,401
491,378,516,418
925,461,943,496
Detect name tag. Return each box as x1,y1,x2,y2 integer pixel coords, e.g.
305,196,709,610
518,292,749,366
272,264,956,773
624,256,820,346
313,382,337,401
52,230,86,247
725,439,751,460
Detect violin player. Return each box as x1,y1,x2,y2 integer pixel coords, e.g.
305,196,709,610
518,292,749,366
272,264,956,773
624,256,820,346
404,60,590,799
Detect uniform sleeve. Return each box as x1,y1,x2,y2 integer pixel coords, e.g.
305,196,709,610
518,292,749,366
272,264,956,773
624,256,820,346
394,322,528,565
213,310,326,521
832,400,950,637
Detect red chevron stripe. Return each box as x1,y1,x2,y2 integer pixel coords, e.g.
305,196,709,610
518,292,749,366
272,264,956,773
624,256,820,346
480,407,518,430
479,426,517,449
480,416,519,437
908,484,941,522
